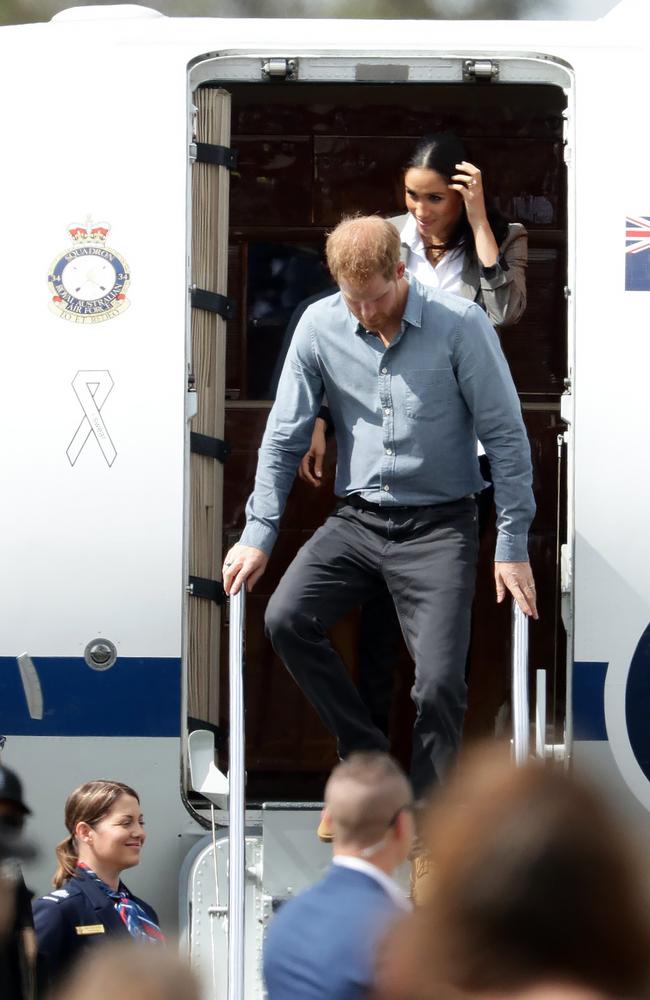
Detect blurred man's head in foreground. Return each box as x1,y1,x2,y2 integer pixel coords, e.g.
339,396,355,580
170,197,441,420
380,743,650,1000
55,941,201,1000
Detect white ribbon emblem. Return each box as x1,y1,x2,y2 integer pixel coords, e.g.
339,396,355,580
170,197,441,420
66,370,117,467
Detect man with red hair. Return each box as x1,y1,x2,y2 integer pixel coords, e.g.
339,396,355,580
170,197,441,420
223,215,536,802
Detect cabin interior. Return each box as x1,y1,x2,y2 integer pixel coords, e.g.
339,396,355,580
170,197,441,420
187,77,569,807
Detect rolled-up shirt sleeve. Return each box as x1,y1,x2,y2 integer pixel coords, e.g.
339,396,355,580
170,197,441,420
479,224,527,327
239,315,324,555
452,303,535,562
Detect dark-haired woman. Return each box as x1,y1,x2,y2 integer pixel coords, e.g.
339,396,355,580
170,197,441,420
33,781,163,993
394,132,526,325
299,134,528,747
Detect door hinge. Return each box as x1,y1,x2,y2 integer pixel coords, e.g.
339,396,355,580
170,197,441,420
186,576,227,605
189,142,238,169
261,57,298,80
562,110,572,166
463,59,499,82
560,377,572,426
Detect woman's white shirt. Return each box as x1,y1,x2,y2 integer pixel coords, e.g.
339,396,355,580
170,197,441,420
401,211,465,291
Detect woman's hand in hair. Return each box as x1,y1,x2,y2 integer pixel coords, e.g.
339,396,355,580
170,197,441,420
450,161,488,224
450,161,500,268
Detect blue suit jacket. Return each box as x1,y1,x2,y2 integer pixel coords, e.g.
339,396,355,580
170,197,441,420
32,868,159,993
263,863,403,1000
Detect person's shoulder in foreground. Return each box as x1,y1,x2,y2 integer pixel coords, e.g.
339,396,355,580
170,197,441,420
264,864,400,1000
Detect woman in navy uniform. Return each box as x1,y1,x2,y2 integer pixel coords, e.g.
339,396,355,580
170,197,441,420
32,780,162,993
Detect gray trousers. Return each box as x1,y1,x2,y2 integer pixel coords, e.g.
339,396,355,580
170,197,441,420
265,498,478,797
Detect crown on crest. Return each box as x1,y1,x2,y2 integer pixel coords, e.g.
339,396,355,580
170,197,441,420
67,217,111,244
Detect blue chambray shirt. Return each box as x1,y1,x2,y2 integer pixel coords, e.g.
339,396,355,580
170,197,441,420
241,276,535,562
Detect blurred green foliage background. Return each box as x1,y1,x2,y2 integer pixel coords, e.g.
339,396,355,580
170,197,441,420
1,0,595,26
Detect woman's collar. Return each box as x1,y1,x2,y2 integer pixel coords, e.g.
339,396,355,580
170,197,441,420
400,212,424,254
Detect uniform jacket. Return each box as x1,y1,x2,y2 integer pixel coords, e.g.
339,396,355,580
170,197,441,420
0,872,34,1000
391,213,528,327
32,868,159,993
263,863,404,1000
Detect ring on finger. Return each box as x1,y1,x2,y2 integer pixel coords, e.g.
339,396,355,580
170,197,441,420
225,560,233,567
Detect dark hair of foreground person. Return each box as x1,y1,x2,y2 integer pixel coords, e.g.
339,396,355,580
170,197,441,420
379,745,650,1000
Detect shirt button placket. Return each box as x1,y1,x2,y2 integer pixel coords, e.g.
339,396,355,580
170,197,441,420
379,362,393,499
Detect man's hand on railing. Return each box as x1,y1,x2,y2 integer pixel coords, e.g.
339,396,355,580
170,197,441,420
223,543,269,595
495,560,538,619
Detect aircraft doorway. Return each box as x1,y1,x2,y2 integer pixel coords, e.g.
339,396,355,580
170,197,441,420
185,70,570,808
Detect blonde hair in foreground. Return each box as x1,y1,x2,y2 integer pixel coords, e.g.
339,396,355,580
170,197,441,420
325,215,401,285
55,942,201,1000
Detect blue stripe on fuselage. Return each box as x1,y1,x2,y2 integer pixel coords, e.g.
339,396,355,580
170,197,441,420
0,656,180,736
625,622,650,782
572,660,608,741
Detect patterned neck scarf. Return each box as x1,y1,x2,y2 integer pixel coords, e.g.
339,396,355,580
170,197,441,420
77,862,165,944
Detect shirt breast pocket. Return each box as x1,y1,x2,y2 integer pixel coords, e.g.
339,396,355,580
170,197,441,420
403,368,457,422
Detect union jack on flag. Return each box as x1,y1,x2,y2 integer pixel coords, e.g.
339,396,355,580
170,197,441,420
625,216,650,290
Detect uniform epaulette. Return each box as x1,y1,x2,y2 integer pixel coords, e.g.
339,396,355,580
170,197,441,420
40,888,70,903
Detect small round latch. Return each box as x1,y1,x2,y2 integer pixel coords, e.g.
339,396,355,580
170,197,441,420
84,638,117,671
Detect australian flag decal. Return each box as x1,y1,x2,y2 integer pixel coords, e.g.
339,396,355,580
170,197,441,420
625,216,650,290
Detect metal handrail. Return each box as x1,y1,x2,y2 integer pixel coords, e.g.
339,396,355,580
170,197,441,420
511,602,530,766
535,669,546,759
228,587,246,1000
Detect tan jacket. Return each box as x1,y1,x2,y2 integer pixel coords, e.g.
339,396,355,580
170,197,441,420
391,214,528,328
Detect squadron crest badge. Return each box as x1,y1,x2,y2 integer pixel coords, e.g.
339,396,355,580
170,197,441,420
48,218,130,323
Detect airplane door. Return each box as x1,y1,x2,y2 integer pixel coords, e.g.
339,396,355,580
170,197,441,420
185,86,232,770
